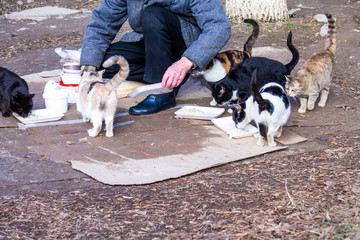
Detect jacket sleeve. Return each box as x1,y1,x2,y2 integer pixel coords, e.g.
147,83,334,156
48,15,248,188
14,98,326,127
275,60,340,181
80,0,128,68
182,0,231,69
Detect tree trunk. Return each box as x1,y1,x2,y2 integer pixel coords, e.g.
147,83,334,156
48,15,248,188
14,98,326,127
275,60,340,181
226,0,289,23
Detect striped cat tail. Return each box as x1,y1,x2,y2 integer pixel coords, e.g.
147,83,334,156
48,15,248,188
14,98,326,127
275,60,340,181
325,14,336,54
243,19,259,56
285,31,300,74
102,55,130,89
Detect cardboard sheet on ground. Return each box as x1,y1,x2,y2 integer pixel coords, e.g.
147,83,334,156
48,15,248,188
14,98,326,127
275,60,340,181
70,131,287,185
22,77,306,186
27,111,304,185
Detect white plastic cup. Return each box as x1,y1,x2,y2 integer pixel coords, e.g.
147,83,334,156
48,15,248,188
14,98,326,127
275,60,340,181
43,90,69,113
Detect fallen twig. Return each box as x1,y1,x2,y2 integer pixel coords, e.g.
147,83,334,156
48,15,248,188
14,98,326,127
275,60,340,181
285,180,298,208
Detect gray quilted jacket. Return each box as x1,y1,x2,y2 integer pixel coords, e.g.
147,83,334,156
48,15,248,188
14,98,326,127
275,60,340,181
80,0,231,70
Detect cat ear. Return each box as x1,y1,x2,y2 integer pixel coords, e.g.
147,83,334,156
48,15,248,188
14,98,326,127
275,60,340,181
98,70,106,77
285,75,293,81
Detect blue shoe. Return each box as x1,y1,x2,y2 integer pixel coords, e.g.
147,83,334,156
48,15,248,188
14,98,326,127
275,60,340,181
129,92,176,115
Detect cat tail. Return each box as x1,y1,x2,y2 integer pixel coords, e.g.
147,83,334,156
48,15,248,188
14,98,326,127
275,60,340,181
325,14,336,54
284,31,300,74
250,69,267,112
243,19,259,56
102,55,130,89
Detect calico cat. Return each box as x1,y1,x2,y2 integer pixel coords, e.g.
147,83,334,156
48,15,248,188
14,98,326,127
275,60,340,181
77,55,129,137
285,14,336,113
212,31,299,107
191,19,259,106
232,69,291,147
0,66,34,118
193,19,259,83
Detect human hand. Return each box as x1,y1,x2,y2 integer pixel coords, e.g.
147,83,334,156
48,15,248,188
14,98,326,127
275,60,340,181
161,57,194,89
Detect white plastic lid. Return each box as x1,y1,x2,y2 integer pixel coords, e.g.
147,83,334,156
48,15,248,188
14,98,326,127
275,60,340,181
43,90,68,100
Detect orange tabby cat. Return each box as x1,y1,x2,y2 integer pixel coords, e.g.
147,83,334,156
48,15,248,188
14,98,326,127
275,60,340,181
285,14,336,113
77,55,129,137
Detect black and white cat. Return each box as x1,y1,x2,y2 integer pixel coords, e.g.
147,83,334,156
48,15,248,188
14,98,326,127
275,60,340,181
232,69,291,147
0,66,34,117
212,31,299,108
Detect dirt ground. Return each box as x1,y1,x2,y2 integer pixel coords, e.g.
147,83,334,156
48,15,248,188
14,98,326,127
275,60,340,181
0,0,360,239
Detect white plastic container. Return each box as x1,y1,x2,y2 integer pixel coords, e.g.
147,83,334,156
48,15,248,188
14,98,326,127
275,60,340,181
60,74,81,85
44,80,78,104
43,90,69,113
61,62,81,85
59,85,78,103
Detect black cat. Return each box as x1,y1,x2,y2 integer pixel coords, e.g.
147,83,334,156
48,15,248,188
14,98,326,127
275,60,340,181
212,31,299,107
0,66,34,117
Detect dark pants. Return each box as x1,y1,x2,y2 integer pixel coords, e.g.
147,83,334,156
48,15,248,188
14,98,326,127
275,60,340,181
101,6,188,92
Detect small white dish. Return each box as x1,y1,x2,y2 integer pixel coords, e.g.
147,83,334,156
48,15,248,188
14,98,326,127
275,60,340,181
13,109,64,124
175,106,225,120
212,116,258,139
116,80,146,98
128,83,173,98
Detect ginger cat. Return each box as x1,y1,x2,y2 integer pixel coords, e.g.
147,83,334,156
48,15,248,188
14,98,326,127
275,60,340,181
285,14,336,113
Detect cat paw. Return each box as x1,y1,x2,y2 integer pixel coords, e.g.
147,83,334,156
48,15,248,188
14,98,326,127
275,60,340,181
268,141,277,147
307,106,315,111
87,129,98,137
275,130,282,138
209,100,217,106
105,132,114,138
298,108,306,113
318,102,326,108
256,139,265,147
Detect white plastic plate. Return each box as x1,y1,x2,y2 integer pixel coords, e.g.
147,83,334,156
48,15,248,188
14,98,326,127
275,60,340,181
116,80,146,98
212,116,258,139
175,106,225,120
13,109,64,124
128,83,173,98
